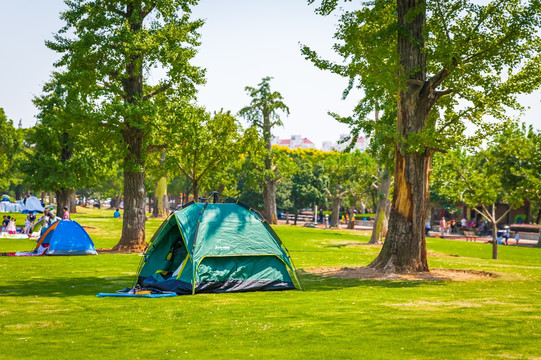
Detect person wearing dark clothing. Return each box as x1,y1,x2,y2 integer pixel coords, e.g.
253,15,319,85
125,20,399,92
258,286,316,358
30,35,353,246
27,211,36,224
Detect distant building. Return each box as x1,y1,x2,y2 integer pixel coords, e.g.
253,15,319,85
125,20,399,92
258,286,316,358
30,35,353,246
272,135,317,150
322,134,368,152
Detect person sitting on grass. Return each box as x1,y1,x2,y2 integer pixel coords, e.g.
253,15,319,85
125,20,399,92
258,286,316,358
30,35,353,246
23,218,32,235
113,208,121,218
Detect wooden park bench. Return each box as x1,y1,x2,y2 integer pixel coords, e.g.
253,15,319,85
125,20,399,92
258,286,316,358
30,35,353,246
463,230,477,242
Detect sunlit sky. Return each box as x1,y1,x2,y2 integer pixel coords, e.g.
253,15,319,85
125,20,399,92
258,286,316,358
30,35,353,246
0,0,539,147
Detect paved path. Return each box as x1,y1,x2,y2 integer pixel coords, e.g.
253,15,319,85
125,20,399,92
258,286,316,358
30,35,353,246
277,219,539,247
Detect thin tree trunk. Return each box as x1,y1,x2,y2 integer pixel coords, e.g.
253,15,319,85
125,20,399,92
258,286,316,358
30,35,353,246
151,193,158,217
491,205,498,259
331,197,342,228
370,166,392,244
192,178,200,200
263,179,277,224
154,176,168,218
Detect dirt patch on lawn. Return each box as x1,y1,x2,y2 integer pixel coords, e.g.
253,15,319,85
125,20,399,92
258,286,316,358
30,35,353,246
96,248,146,254
303,267,498,281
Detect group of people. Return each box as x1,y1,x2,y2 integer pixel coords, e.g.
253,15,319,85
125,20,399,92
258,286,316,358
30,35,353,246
40,206,71,235
1,205,71,236
433,216,492,237
2,211,37,235
2,215,18,234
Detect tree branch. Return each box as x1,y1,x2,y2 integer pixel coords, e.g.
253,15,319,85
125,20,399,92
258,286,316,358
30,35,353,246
177,163,193,181
140,2,157,19
103,2,127,18
147,144,168,154
195,158,223,183
434,89,454,102
495,207,512,224
143,83,171,100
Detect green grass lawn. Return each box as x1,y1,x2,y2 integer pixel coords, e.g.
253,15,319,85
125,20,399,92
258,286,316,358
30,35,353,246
0,208,539,359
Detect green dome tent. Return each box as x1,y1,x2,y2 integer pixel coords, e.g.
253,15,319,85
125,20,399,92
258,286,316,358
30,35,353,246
136,193,302,295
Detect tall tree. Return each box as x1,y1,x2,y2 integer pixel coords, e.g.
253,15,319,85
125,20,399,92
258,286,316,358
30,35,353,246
25,74,108,214
431,143,528,259
0,109,23,192
302,0,398,243
308,0,541,272
322,151,359,227
490,123,541,225
165,107,256,199
239,77,290,224
47,0,204,250
290,161,328,225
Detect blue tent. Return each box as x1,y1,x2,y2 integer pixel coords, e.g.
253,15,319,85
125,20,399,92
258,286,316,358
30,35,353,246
37,220,97,255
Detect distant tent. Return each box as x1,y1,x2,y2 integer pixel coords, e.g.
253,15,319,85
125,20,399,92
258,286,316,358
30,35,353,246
34,220,97,255
0,201,23,212
135,192,302,295
22,196,44,214
0,195,23,212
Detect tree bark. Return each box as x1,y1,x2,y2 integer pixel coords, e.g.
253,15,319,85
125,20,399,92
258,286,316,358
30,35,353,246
192,178,200,200
262,108,278,224
370,0,431,272
114,126,147,251
491,223,499,259
331,197,342,228
369,166,392,244
56,188,75,217
263,179,277,224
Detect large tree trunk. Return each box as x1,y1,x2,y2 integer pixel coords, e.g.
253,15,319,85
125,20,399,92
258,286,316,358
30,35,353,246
370,0,431,272
369,166,392,244
114,126,147,251
263,179,277,224
56,188,76,217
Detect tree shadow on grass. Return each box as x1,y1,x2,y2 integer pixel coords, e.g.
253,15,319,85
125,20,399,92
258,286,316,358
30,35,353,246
297,271,447,292
0,275,135,297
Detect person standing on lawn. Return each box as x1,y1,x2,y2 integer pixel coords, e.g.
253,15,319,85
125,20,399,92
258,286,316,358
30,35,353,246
62,206,70,220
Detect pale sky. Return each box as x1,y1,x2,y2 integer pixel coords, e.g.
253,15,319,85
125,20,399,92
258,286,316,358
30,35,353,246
0,0,539,147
